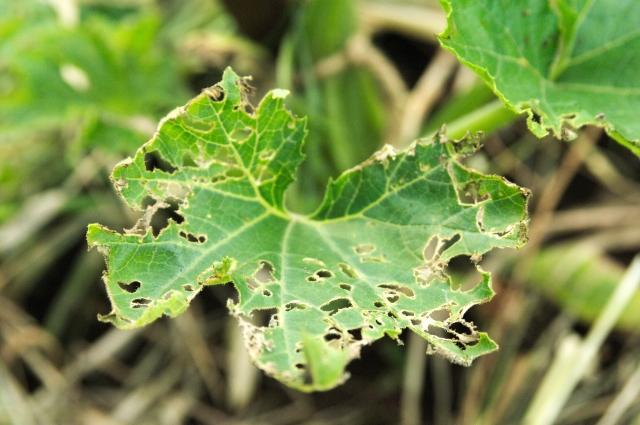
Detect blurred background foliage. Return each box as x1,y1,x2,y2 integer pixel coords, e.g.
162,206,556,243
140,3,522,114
1,0,640,424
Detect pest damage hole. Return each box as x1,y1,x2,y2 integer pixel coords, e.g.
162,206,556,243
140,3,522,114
141,196,156,209
203,85,224,102
144,150,178,174
179,231,206,244
348,329,362,341
439,234,461,256
225,168,244,178
320,298,353,316
131,298,152,309
324,333,341,342
429,309,451,322
386,295,399,303
285,302,308,311
338,262,358,279
254,261,275,283
456,181,489,205
262,289,272,297
353,243,375,255
378,283,415,298
373,301,384,308
360,254,387,263
150,201,184,237
315,269,333,279
182,284,194,292
182,153,198,167
252,308,278,327
118,281,141,293
411,319,422,326
339,283,352,291
423,236,439,261
229,127,252,143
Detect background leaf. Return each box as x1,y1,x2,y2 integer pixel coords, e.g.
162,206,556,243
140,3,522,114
438,0,640,154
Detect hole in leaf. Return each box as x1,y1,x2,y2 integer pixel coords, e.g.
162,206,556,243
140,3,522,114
246,278,259,290
203,85,224,102
450,321,473,336
378,283,415,298
361,254,386,263
439,234,461,256
303,258,325,266
229,127,252,143
179,231,199,243
375,319,383,326
324,333,341,342
262,289,272,297
373,301,384,308
348,329,362,341
456,181,490,205
429,309,450,322
386,295,399,303
183,284,194,292
315,269,333,279
254,261,275,283
294,363,305,370
150,201,184,237
259,150,275,161
252,308,278,327
411,319,422,326
353,243,375,255
423,236,439,261
182,153,198,167
131,298,152,309
306,276,318,282
338,263,358,279
198,236,206,243
214,146,233,164
118,281,141,293
285,302,308,311
402,310,414,317
211,174,227,184
141,196,156,209
225,168,244,178
339,283,352,291
182,114,214,132
320,298,353,316
144,151,178,174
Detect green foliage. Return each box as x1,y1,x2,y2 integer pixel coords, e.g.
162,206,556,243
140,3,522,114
439,0,640,154
0,0,187,151
88,69,529,391
521,243,640,332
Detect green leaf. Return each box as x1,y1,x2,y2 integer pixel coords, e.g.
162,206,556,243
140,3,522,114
87,68,530,391
438,0,640,154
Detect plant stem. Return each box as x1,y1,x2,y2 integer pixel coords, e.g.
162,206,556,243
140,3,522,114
522,254,640,425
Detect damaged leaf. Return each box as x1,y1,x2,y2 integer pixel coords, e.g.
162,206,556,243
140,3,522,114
87,68,530,391
439,0,640,155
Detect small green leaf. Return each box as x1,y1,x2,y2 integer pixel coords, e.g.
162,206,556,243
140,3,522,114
438,0,640,154
87,68,530,391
